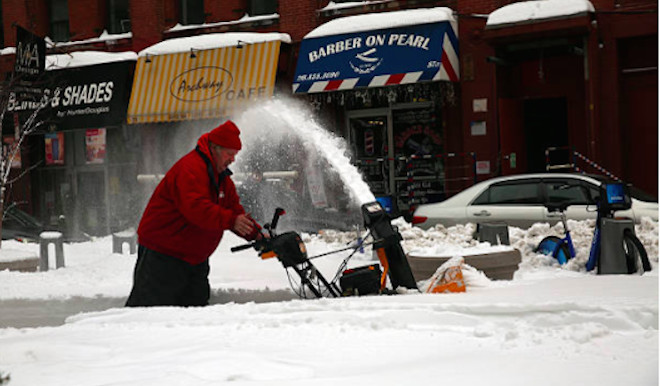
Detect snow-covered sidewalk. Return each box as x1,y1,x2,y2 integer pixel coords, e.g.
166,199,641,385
0,275,656,385
0,219,657,385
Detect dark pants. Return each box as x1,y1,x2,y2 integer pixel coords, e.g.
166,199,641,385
125,245,210,307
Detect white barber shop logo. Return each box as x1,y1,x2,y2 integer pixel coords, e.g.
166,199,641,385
350,48,383,75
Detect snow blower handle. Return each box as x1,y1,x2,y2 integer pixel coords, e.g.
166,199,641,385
231,216,268,253
230,243,255,252
267,208,286,237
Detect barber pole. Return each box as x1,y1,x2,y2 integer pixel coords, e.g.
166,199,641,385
364,129,375,156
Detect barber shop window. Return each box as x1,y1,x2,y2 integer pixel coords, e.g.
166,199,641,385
180,0,204,25
108,0,131,34
49,0,70,42
248,0,277,15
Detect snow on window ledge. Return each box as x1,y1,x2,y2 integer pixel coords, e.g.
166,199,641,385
166,13,280,33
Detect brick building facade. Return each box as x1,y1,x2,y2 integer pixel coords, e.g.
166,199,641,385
0,0,657,234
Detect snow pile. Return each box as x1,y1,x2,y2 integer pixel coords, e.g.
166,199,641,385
0,275,656,386
305,216,659,269
510,217,659,274
0,217,656,301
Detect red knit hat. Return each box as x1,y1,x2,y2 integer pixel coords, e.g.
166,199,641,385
208,120,242,150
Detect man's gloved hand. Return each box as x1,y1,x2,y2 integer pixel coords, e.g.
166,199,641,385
232,214,255,237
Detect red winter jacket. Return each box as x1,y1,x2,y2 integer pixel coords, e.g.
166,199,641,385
137,133,252,265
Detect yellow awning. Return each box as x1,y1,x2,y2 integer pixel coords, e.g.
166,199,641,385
127,40,282,124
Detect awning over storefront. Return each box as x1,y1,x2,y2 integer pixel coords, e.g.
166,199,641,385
127,32,290,124
293,7,458,94
486,0,594,29
483,0,594,40
4,51,136,133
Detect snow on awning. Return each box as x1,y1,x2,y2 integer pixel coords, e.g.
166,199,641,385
127,32,291,124
46,51,137,70
293,7,459,94
486,0,594,28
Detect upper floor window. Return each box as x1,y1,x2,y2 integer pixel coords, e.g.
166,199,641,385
108,0,131,34
181,0,204,25
50,0,70,42
248,0,277,16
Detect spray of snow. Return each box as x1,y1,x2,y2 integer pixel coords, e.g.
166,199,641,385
236,97,374,205
231,97,374,228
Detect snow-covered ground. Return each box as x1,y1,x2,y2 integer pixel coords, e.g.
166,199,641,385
0,218,657,385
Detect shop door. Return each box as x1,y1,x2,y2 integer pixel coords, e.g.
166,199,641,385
392,103,444,212
76,171,108,236
499,98,525,175
523,98,568,172
36,168,72,229
348,111,393,202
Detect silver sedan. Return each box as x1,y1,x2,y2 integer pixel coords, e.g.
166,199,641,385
411,173,658,229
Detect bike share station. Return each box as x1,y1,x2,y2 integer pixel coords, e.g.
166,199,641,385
536,182,650,274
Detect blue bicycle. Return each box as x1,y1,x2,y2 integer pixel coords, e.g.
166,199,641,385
535,182,651,273
535,201,576,265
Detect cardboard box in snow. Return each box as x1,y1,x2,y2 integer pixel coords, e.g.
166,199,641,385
424,256,466,294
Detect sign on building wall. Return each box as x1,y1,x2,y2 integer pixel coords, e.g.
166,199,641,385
4,60,134,133
13,25,45,81
293,21,459,93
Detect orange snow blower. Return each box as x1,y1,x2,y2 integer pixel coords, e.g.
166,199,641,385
231,202,418,298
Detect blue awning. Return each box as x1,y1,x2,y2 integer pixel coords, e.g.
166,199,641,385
293,8,459,94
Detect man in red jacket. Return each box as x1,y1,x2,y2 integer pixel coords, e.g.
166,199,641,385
126,120,258,307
